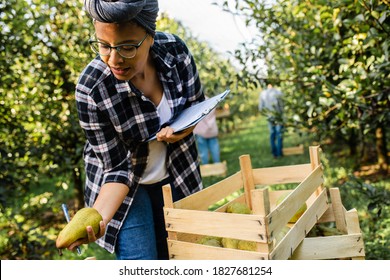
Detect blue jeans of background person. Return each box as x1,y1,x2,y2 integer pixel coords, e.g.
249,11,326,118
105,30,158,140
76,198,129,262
115,179,183,260
268,122,284,158
195,135,221,164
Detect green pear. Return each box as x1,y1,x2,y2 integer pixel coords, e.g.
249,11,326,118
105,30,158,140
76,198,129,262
200,237,223,247
226,202,252,214
276,192,307,223
56,207,102,249
221,238,239,249
237,240,257,251
198,236,223,247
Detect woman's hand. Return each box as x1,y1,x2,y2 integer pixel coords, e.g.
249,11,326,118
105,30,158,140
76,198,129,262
67,220,106,251
156,126,195,143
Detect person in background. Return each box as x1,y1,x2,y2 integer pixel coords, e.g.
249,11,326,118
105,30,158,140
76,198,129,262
194,104,221,164
69,0,205,260
259,81,284,158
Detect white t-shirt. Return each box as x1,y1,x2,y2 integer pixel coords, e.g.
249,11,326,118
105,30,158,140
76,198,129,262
140,93,172,184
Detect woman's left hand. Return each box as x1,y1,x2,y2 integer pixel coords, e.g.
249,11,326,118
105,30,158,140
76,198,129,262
156,126,195,143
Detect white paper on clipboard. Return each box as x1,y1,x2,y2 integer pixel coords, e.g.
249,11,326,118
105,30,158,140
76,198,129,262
147,89,230,141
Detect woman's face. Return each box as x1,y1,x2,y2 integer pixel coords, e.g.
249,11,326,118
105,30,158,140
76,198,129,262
93,21,153,81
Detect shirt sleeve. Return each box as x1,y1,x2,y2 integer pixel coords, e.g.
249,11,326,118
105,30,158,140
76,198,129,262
76,86,132,189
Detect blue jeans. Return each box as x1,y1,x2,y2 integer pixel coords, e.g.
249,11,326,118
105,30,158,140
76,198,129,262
195,135,221,164
115,179,183,260
268,122,283,157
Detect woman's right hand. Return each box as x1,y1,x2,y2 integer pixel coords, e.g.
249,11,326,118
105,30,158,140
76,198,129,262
67,220,106,251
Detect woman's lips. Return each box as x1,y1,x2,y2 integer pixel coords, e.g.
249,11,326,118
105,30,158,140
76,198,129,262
110,67,130,76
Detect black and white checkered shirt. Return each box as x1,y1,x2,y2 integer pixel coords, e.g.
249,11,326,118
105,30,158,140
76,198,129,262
75,32,204,253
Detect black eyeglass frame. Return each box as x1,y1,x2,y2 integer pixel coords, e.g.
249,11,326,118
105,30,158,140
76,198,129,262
88,33,149,59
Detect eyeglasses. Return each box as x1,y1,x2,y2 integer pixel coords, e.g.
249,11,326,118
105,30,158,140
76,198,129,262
88,33,148,59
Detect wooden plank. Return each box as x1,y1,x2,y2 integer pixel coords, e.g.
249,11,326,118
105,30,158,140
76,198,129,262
251,188,272,253
290,234,365,260
309,146,323,196
345,209,365,260
329,188,347,233
164,208,267,242
162,185,177,241
167,240,268,260
317,204,336,223
252,188,271,216
173,172,243,211
252,164,312,185
309,146,321,170
267,165,324,239
270,189,328,259
283,144,304,155
200,161,227,177
239,155,255,208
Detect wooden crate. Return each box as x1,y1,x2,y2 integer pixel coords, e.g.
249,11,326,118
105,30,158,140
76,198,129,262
283,144,304,156
163,146,365,260
291,188,365,260
200,161,227,177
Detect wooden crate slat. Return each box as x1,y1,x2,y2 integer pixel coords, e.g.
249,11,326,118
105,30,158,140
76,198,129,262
317,204,335,223
173,171,243,211
168,240,268,260
267,165,324,233
329,188,348,233
164,208,267,242
283,144,304,155
200,161,227,177
240,155,256,209
290,234,365,260
252,163,312,185
270,189,329,259
345,209,365,260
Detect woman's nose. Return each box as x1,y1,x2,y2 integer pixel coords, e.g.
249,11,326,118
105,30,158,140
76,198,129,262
108,48,125,64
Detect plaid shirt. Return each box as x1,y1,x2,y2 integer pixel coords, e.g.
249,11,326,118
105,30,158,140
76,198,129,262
75,32,204,253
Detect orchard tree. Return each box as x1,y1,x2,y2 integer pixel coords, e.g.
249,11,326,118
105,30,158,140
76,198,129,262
220,0,389,170
157,12,260,127
0,1,247,209
1,0,92,206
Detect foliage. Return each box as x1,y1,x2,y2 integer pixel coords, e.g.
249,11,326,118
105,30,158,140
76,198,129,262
320,157,390,260
219,0,390,169
157,12,260,130
1,0,91,206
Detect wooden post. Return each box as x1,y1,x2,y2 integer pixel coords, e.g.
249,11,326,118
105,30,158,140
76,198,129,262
329,188,347,233
162,185,177,242
251,188,271,258
345,209,365,260
309,146,323,196
239,155,255,210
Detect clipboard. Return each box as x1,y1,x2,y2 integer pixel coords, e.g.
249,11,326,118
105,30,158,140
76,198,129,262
147,89,230,141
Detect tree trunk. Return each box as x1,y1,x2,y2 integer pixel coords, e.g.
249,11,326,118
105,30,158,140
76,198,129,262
348,128,358,156
375,125,388,172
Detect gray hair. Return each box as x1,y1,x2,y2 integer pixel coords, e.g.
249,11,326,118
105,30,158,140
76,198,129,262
84,0,159,36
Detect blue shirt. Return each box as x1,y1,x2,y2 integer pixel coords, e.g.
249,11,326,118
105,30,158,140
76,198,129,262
75,32,204,253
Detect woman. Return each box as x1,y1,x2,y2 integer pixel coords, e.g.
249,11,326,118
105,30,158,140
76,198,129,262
70,0,204,260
